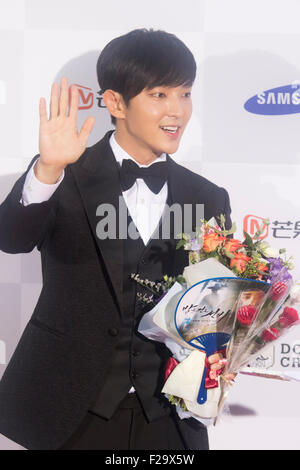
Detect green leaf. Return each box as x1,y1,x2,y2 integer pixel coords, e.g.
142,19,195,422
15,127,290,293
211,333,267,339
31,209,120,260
219,213,226,229
176,239,186,250
218,221,237,237
243,230,255,249
223,249,235,259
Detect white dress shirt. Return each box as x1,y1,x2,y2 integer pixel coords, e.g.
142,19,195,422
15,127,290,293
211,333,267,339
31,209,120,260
20,132,169,394
20,159,64,206
109,132,168,245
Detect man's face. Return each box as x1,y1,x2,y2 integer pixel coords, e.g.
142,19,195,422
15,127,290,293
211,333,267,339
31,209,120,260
118,84,193,159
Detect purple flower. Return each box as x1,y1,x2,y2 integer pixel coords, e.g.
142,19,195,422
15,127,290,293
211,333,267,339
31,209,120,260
189,237,201,251
267,257,293,283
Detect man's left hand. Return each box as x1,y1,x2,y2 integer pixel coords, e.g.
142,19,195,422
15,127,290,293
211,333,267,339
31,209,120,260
207,352,236,382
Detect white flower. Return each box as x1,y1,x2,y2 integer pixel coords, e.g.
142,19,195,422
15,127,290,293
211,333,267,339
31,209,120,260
290,282,300,303
259,242,280,258
264,246,281,258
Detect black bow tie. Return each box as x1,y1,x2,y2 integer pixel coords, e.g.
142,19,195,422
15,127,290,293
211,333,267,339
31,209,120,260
119,159,168,194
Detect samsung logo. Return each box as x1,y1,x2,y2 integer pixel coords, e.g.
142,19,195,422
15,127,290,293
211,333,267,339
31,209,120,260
244,84,300,115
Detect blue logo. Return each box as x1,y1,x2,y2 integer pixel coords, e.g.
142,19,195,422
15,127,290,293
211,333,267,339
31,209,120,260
244,83,300,115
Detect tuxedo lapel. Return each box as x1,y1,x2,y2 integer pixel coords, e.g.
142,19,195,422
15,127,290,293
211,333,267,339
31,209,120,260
145,154,202,275
70,130,201,316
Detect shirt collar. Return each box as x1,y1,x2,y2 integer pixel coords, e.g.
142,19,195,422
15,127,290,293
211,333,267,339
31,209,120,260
109,130,166,168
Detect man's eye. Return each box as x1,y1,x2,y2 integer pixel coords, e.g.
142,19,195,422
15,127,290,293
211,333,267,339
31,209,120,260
152,92,165,98
184,92,191,98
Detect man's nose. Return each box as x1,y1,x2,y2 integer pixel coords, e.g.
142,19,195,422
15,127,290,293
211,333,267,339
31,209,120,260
166,97,184,118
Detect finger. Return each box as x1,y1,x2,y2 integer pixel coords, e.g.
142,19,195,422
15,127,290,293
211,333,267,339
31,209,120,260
210,362,223,371
69,85,79,121
79,116,95,144
50,82,59,119
39,97,48,124
219,358,227,367
58,76,69,117
207,353,223,364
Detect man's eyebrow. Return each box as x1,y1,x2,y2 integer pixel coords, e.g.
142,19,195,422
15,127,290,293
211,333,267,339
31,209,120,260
148,84,193,90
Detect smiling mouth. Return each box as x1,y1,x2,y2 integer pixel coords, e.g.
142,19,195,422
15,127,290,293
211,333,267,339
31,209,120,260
160,126,181,137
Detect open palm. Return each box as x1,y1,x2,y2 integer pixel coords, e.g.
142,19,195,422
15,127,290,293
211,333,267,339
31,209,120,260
39,76,95,169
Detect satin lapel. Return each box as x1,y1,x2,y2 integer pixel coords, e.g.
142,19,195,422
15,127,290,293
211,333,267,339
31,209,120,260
144,155,201,275
163,154,201,275
70,130,124,315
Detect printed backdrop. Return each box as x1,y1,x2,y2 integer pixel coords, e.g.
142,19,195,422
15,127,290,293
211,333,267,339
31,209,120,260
0,0,300,450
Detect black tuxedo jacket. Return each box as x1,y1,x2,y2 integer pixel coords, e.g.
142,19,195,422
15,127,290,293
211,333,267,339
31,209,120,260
0,130,232,449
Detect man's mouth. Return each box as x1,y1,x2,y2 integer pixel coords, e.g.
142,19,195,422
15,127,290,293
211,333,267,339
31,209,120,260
160,126,180,137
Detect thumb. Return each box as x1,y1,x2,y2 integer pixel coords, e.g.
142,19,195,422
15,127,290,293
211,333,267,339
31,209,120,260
79,116,95,144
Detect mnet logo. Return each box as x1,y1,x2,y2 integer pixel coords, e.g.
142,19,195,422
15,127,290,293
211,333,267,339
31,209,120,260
243,215,269,240
69,84,93,110
244,83,300,115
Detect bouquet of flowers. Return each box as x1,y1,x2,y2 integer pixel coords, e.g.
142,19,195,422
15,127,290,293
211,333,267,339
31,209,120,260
132,216,299,424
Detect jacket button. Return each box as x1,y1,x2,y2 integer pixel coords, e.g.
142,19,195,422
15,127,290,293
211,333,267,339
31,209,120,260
132,371,140,379
132,349,141,357
140,258,147,265
108,328,119,336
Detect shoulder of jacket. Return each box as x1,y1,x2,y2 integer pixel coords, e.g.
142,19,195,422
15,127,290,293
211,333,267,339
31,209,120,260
170,158,226,195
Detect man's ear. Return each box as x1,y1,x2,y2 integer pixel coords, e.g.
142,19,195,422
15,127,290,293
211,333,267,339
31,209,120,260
102,90,127,121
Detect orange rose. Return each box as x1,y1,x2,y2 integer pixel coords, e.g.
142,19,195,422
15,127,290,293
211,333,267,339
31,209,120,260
257,263,268,273
202,232,226,253
224,239,244,253
230,252,251,273
256,263,269,280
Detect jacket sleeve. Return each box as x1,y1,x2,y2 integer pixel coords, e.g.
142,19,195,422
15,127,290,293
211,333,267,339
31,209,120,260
0,154,62,254
221,187,233,232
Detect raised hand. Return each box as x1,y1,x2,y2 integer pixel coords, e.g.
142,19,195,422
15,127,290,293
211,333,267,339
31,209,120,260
36,77,95,183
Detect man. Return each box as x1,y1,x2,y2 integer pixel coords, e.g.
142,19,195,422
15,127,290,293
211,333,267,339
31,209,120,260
0,29,232,450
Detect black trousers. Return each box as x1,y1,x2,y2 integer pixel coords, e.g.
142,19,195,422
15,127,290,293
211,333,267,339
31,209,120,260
59,393,209,450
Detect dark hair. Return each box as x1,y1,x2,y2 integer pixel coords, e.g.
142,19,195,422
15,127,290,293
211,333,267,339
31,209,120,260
97,28,197,125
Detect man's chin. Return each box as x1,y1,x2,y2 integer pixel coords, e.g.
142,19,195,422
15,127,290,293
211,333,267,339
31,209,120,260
153,141,181,156
162,143,180,155
153,147,179,157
